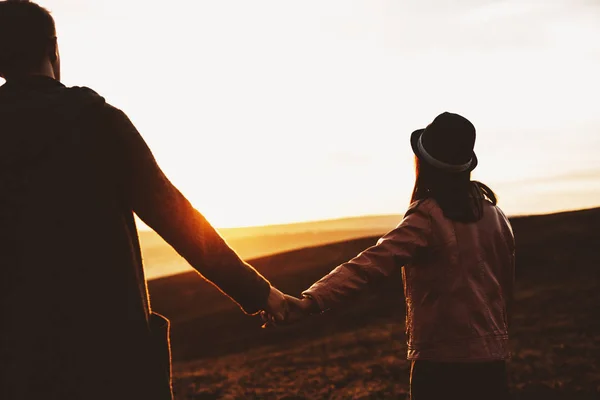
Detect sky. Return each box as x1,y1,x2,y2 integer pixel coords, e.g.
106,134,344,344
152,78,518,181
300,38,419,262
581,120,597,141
7,0,600,227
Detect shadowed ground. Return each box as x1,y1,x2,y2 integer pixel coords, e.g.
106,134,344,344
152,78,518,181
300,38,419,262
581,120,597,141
148,207,600,399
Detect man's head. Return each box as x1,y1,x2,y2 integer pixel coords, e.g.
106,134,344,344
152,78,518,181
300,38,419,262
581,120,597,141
0,0,60,80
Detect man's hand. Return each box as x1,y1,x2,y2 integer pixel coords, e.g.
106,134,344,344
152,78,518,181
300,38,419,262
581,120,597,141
261,294,317,328
263,286,288,323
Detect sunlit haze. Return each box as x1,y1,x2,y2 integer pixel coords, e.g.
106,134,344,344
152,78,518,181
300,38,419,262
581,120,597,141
6,0,599,228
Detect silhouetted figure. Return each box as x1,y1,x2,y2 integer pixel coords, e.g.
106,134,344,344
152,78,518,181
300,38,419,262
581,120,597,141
0,2,287,399
268,112,515,400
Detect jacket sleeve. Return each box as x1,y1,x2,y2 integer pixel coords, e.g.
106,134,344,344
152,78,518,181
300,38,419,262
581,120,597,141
498,207,515,327
105,106,271,315
302,200,431,311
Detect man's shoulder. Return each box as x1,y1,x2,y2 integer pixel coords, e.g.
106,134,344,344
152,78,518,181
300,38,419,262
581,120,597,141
66,84,103,99
65,85,129,123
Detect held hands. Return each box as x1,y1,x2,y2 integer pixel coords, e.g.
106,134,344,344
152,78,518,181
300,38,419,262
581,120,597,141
261,288,316,328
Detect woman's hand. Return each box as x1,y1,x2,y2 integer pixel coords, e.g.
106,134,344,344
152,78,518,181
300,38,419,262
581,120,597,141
261,294,317,328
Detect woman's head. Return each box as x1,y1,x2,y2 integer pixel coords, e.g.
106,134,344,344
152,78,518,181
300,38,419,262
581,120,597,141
410,112,496,222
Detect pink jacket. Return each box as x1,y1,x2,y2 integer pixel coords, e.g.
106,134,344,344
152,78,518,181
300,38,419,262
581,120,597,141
303,198,515,361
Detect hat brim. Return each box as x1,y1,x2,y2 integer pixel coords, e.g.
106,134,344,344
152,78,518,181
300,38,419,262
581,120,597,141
410,128,478,172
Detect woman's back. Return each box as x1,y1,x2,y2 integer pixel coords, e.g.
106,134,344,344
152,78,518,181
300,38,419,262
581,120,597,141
403,198,515,361
296,112,514,399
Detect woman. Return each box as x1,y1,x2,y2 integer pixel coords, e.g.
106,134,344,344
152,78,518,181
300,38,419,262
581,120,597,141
266,112,515,400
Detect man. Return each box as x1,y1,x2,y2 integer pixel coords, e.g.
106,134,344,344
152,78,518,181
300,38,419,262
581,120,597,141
0,1,287,399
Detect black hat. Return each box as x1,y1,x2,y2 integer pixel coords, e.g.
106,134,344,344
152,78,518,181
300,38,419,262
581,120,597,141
410,112,478,172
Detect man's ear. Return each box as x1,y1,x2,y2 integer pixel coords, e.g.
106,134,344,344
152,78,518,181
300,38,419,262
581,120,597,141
48,36,58,62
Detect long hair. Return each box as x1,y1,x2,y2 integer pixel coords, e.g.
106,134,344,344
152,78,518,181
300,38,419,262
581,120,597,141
410,157,497,222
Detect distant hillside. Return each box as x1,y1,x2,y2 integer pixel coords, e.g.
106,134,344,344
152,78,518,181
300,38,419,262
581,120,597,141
139,214,402,279
218,214,405,238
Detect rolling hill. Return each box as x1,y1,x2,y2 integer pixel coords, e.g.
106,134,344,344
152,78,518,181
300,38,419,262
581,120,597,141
139,214,402,279
147,207,600,399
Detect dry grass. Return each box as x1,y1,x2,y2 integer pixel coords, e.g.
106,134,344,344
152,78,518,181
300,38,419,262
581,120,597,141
170,279,600,399
147,208,600,399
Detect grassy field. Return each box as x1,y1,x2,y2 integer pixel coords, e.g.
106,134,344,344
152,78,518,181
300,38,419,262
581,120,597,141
148,208,600,399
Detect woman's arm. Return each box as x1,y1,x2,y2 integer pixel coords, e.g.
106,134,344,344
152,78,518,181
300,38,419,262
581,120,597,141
302,200,432,312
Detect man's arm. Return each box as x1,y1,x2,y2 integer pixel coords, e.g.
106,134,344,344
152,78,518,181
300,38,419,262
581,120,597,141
104,106,271,314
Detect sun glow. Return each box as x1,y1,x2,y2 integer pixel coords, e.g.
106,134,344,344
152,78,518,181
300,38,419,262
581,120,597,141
9,0,600,228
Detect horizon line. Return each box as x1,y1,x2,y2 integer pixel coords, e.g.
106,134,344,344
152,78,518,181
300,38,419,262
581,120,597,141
136,204,600,232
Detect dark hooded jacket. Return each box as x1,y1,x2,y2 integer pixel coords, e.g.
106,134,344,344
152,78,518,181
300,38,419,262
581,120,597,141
0,76,271,400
